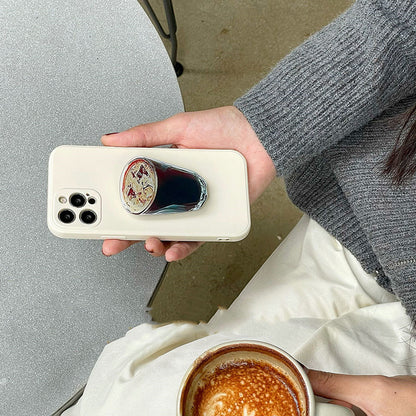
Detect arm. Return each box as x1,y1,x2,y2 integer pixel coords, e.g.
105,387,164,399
102,0,416,261
235,0,416,176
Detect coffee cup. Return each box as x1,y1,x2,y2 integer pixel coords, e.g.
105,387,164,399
178,341,353,416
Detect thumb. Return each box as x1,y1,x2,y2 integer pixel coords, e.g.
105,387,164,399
101,113,186,148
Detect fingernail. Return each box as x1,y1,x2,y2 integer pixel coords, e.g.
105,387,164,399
104,132,119,136
145,244,154,254
102,249,111,257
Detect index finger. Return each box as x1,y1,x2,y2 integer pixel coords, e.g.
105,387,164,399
101,114,186,148
311,371,416,416
308,370,377,411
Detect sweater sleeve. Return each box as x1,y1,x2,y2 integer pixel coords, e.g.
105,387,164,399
234,0,416,176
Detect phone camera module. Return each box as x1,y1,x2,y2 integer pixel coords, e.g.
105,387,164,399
80,210,97,224
58,209,75,224
70,193,86,208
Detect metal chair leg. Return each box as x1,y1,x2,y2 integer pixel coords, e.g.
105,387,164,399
50,386,85,416
141,0,184,76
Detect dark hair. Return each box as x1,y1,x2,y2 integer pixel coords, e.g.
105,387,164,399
383,104,416,185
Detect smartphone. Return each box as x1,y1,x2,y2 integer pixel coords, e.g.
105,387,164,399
47,145,251,241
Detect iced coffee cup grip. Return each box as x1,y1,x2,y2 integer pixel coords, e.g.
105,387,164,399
120,157,208,215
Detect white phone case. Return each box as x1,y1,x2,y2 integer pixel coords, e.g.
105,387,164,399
47,145,251,241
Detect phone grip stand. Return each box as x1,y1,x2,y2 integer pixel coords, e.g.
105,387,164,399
121,157,208,215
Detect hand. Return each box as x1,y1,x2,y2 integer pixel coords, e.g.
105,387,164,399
308,369,416,416
101,106,276,261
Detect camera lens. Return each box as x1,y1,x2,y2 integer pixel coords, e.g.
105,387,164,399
58,209,75,224
70,193,86,208
80,210,97,224
88,197,96,205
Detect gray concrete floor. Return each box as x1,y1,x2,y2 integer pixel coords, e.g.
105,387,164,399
141,0,353,323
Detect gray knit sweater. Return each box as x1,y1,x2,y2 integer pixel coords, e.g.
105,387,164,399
235,0,416,323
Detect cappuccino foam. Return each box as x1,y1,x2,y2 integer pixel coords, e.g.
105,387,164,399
191,360,303,416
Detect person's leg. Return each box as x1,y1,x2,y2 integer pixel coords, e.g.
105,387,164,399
209,215,396,330
62,217,411,416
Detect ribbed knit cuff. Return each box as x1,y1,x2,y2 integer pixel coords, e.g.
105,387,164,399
388,262,416,324
284,157,384,277
235,0,416,176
